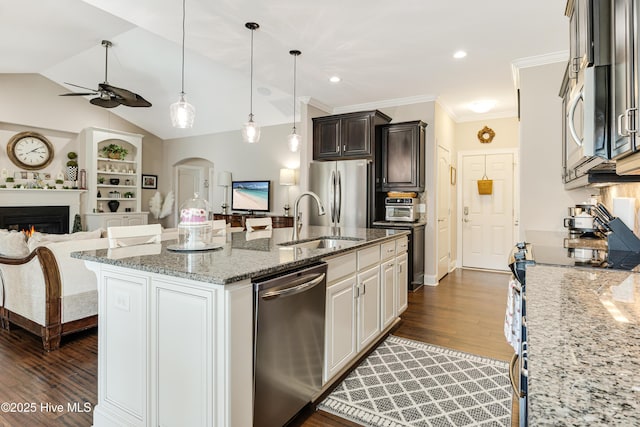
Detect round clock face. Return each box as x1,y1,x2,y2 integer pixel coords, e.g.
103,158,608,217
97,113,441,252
7,132,54,170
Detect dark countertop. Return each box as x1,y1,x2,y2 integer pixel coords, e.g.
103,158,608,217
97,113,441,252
71,226,409,285
526,264,640,425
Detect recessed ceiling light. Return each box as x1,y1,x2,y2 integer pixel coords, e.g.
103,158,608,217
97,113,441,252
468,100,496,113
329,76,341,83
453,50,467,59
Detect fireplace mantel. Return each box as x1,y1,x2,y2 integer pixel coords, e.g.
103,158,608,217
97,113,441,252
0,189,86,231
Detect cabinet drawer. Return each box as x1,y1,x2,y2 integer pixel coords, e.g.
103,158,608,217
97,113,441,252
381,241,396,259
396,237,408,253
325,252,357,284
357,245,380,270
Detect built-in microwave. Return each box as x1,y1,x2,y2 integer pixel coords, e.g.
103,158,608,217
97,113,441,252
385,198,419,222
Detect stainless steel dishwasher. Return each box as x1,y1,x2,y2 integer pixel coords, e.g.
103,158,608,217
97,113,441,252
253,262,327,427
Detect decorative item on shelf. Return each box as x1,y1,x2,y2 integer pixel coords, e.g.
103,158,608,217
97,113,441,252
101,144,128,160
125,178,131,185
107,200,120,212
124,191,134,198
170,0,196,128
79,169,87,189
66,152,78,181
279,168,297,216
149,190,175,219
110,178,120,185
97,190,102,198
287,50,302,152
477,126,495,144
98,202,104,213
1,169,7,180
98,176,105,184
218,171,232,214
242,22,261,143
109,190,121,198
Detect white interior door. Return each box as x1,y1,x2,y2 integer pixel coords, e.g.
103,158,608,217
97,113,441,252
461,152,515,270
436,145,451,280
175,166,204,218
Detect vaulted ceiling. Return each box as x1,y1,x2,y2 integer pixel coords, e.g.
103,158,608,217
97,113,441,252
2,0,568,139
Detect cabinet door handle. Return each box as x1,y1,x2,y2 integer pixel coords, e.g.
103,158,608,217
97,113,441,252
343,144,346,152
387,262,394,268
626,108,638,134
398,265,402,273
362,283,366,295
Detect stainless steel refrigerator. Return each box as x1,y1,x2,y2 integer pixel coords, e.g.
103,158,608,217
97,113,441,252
309,159,370,228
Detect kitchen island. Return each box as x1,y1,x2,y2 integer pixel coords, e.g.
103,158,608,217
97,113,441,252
525,260,640,425
72,226,409,427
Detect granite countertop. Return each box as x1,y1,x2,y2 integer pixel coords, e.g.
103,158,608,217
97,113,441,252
71,226,408,285
526,264,640,425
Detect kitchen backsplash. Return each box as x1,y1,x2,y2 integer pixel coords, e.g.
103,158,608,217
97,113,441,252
600,183,640,235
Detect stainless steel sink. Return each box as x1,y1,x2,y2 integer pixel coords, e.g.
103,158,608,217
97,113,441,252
279,236,363,249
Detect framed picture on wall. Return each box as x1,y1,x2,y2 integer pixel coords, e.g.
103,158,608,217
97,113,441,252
142,174,158,189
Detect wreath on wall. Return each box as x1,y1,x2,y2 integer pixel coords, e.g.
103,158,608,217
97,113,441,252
477,126,495,143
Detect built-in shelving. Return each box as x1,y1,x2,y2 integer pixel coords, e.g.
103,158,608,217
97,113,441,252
77,127,148,230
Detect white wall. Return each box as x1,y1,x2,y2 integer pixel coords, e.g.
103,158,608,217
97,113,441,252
519,63,593,235
162,123,300,225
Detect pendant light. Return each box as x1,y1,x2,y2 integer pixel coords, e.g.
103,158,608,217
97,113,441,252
242,22,261,143
170,0,195,128
287,50,302,152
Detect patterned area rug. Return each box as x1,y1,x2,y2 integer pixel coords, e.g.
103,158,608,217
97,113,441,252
318,335,511,427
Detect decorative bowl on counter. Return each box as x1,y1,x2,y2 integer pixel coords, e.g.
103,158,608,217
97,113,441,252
109,178,120,185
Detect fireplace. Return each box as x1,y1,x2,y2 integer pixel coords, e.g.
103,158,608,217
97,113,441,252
0,206,70,234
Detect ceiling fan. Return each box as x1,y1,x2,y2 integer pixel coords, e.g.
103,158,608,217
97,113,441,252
59,40,152,108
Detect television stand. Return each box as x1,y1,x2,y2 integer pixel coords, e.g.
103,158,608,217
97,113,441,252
213,213,293,230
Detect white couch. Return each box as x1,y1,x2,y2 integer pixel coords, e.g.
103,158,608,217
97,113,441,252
0,228,177,350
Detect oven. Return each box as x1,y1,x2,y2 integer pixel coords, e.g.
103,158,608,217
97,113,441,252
385,197,418,222
506,242,535,427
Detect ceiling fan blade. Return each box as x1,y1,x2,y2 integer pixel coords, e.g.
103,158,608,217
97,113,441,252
90,97,121,108
117,95,152,108
99,83,152,107
64,82,99,92
59,92,98,96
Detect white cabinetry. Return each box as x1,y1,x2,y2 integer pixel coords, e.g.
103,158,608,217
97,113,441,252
90,265,253,427
380,240,396,330
324,252,357,383
324,237,410,384
77,127,148,230
396,237,409,314
84,213,148,230
357,264,380,350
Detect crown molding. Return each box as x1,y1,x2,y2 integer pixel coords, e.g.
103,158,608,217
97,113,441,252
332,94,437,115
511,50,569,89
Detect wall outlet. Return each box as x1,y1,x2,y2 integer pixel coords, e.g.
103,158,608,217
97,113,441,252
418,203,426,213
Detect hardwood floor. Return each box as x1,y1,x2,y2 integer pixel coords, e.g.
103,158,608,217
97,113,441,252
0,268,514,427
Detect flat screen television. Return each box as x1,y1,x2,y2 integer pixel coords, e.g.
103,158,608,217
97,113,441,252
231,180,271,212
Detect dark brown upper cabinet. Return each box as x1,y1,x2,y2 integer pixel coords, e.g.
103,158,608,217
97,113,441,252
313,110,391,160
378,120,426,192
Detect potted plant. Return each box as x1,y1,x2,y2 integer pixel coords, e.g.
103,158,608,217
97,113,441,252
101,144,128,160
124,191,135,198
66,152,78,181
98,176,105,184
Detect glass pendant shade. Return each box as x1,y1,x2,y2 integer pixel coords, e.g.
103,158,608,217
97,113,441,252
242,114,261,143
243,22,260,143
287,129,301,152
170,93,196,128
171,0,195,128
288,50,302,152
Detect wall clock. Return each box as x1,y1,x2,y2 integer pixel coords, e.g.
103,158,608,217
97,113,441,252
6,131,54,170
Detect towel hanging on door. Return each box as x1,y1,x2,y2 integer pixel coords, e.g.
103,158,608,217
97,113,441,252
477,155,493,195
